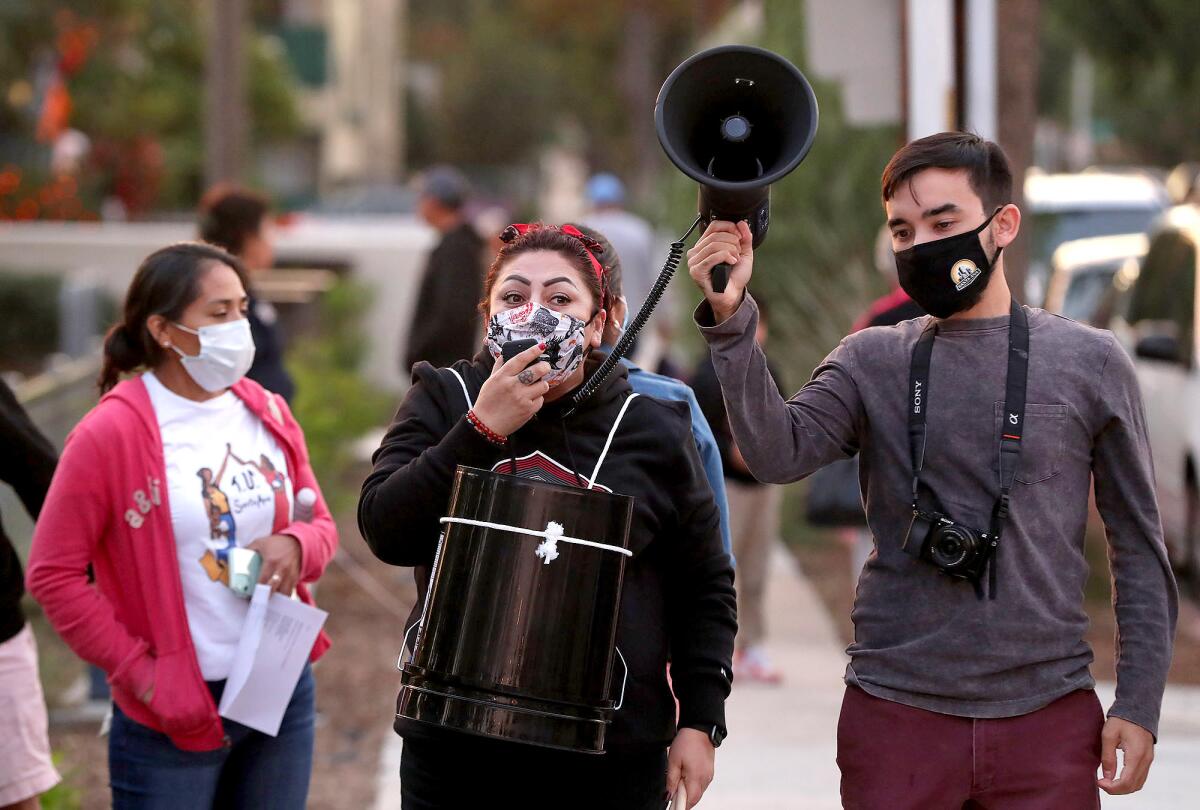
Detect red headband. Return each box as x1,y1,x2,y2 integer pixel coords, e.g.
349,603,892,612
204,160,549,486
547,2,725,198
501,223,606,283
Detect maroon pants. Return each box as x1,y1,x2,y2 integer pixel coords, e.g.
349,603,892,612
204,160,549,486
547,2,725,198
837,686,1103,810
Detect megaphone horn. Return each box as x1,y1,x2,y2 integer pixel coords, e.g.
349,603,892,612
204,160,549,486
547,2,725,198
655,45,819,292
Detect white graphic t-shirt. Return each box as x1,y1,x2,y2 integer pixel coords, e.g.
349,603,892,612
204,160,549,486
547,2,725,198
144,372,293,680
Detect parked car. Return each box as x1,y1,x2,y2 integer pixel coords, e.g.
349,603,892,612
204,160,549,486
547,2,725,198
1043,233,1147,326
1113,204,1200,582
1025,171,1169,305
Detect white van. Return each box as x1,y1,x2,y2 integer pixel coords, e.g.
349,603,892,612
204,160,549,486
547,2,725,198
1025,171,1168,305
1116,204,1200,582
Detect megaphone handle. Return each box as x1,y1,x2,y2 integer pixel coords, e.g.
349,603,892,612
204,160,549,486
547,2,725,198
711,263,730,294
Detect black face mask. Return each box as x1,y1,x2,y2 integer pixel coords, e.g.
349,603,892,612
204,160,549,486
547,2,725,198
894,209,1002,318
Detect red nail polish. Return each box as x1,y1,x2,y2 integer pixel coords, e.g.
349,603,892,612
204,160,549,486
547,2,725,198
539,342,546,349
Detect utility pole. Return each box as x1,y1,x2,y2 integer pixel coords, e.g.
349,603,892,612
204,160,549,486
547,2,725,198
205,0,248,186
996,0,1040,303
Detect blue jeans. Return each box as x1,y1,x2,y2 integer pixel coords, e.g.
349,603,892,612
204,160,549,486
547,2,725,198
108,664,315,810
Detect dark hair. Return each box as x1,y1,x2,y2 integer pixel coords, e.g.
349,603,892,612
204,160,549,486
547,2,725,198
478,224,609,316
198,183,270,256
569,223,622,293
568,223,625,344
99,242,248,393
881,132,1013,213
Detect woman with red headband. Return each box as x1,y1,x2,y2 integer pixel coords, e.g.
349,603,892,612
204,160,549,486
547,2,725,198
360,223,736,809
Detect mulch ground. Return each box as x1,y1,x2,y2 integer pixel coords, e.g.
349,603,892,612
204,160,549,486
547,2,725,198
39,518,417,809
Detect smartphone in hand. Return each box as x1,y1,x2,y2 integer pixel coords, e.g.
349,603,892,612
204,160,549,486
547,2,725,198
501,338,539,364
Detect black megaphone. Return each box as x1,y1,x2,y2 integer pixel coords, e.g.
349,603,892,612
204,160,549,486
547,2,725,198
655,45,819,292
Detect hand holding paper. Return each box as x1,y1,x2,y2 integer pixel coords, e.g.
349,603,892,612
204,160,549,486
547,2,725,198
219,584,328,736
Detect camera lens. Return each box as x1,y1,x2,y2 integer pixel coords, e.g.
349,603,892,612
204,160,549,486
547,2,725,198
930,525,975,570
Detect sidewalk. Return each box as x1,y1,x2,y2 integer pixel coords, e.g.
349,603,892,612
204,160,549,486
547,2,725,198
701,544,845,809
374,543,1200,808
708,543,1200,810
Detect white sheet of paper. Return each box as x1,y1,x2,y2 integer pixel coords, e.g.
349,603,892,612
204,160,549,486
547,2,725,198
218,584,328,736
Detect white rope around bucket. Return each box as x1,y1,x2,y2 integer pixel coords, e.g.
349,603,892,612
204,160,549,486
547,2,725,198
438,516,633,562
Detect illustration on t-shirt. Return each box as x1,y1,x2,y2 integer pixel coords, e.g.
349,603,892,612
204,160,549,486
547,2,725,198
198,443,290,585
228,450,291,531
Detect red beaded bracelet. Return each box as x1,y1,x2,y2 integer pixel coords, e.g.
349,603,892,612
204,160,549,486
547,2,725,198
467,409,508,446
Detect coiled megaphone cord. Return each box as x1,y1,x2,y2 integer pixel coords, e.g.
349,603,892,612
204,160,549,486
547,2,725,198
565,215,704,416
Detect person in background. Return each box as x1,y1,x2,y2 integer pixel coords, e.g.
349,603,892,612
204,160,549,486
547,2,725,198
851,226,926,333
581,173,680,377
198,184,295,403
403,166,487,372
0,379,61,810
572,222,734,558
26,243,338,809
692,299,785,684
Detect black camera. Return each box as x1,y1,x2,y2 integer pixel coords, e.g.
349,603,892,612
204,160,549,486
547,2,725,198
903,509,997,582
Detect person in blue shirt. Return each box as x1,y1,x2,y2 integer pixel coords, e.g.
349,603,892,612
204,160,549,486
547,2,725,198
571,224,733,559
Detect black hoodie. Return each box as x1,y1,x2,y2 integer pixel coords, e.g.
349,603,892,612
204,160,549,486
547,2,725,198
359,350,737,751
1,379,57,643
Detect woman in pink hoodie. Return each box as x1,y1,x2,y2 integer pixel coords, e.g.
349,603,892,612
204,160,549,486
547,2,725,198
26,242,338,809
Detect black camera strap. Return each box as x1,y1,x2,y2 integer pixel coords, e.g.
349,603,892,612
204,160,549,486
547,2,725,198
907,299,1030,597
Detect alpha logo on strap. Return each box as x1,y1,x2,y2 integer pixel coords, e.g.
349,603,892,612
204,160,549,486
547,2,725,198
491,451,613,493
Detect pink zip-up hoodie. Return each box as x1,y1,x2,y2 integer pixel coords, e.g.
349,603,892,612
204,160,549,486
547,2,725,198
27,375,337,752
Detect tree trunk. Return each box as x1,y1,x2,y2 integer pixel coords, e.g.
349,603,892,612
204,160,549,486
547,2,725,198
995,0,1040,303
617,3,661,203
205,0,248,185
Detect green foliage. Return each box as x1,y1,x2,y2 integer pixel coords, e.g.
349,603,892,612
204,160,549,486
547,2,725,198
0,272,60,374
38,753,83,810
287,281,393,512
1041,0,1200,164
0,1,301,211
408,0,707,180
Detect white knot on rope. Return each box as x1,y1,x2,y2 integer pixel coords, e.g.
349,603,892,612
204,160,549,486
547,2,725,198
535,521,563,565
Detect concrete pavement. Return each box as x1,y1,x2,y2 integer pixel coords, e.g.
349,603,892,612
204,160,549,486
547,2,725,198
701,544,844,809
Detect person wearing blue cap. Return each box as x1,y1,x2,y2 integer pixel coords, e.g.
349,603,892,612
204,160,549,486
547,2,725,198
581,174,668,367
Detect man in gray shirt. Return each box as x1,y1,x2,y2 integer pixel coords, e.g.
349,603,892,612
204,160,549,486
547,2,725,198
688,132,1176,807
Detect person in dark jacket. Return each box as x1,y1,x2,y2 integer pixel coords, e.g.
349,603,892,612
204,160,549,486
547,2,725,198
0,379,62,806
693,300,787,684
198,183,296,402
360,223,736,809
402,166,487,372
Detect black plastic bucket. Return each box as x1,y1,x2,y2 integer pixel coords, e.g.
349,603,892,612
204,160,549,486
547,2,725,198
397,466,634,753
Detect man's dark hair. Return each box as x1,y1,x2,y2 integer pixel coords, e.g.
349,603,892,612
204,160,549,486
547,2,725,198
881,132,1013,213
198,183,270,256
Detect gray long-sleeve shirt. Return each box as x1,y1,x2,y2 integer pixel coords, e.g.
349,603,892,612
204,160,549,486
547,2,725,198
697,293,1177,737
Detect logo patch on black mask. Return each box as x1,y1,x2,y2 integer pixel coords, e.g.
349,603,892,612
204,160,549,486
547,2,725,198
951,259,981,291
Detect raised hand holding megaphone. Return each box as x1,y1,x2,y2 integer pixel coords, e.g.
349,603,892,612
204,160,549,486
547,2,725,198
687,219,754,322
